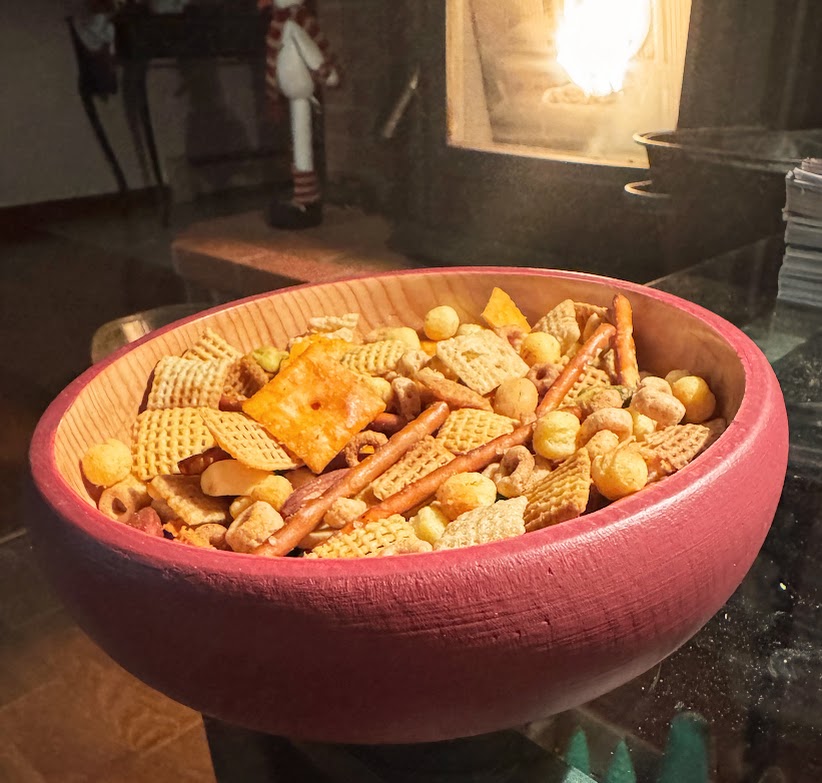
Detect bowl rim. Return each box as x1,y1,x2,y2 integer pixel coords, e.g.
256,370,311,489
29,266,774,581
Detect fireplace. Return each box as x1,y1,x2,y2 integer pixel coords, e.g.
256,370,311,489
389,0,822,278
447,0,691,168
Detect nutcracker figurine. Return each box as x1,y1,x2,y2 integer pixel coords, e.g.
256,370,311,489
260,0,340,229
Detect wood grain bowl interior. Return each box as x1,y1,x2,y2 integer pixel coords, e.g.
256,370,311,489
53,270,744,500
29,268,787,744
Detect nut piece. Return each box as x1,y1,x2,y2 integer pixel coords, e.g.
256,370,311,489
123,507,163,537
671,375,717,424
533,410,581,461
592,446,648,500
436,472,498,520
665,369,691,385
225,501,284,553
493,377,539,421
200,460,272,497
630,386,686,427
424,305,460,341
520,332,562,366
82,438,132,488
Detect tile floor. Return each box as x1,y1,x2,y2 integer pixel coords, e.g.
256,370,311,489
0,190,276,782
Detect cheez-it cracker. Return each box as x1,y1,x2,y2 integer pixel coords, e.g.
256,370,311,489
242,343,386,473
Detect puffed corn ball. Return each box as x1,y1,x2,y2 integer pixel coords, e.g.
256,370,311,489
424,305,460,341
200,460,271,497
324,497,367,529
639,376,673,395
519,332,562,366
592,447,648,501
665,369,690,385
584,429,620,460
81,438,133,488
230,495,254,519
493,377,539,421
410,504,449,544
671,375,717,424
533,410,581,461
249,474,293,511
436,472,497,520
225,501,284,554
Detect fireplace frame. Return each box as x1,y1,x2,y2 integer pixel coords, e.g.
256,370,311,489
389,0,822,278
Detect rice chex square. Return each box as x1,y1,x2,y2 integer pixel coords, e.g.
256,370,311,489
435,330,529,395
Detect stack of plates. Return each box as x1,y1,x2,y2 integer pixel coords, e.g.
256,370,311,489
779,159,822,306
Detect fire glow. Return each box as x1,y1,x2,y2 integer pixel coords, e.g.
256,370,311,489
556,0,652,97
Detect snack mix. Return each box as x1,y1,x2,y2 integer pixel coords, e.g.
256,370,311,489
82,290,726,559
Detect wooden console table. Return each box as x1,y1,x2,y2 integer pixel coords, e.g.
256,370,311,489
172,207,416,300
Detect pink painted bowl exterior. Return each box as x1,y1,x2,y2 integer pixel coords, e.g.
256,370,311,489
28,268,788,744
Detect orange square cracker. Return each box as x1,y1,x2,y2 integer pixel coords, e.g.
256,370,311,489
242,343,386,473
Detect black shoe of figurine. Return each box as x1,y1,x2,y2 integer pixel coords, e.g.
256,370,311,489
265,199,323,230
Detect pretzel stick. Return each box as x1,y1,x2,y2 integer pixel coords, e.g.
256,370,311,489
611,294,640,389
367,412,406,434
252,401,450,557
349,424,534,529
536,323,616,415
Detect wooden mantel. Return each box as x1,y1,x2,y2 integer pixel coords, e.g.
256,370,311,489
172,207,415,299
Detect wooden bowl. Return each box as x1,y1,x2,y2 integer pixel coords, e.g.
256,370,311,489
28,268,788,744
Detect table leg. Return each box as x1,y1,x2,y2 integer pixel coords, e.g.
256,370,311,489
133,61,170,224
78,88,128,195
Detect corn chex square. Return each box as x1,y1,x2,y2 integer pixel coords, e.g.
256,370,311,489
532,299,581,355
182,328,243,363
573,301,608,329
561,366,611,406
434,496,527,550
223,356,269,401
149,475,230,526
436,408,516,454
370,436,455,501
435,331,529,396
307,515,421,558
199,408,299,471
309,313,359,333
146,356,232,410
639,422,721,481
132,407,216,480
524,449,592,532
242,343,386,473
341,339,407,377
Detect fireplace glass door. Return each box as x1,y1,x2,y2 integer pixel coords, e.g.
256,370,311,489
447,0,691,167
